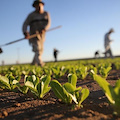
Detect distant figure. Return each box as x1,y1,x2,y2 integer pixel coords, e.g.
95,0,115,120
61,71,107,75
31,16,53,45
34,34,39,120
104,28,114,58
2,60,4,66
0,48,3,54
53,48,59,62
94,50,100,58
16,60,19,64
22,0,51,66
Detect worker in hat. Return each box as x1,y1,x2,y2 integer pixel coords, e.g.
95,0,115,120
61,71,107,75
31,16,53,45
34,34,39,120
22,0,51,66
53,48,59,62
104,28,114,58
0,48,3,54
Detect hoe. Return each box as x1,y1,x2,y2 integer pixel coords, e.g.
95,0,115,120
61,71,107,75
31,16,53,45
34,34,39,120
0,25,62,54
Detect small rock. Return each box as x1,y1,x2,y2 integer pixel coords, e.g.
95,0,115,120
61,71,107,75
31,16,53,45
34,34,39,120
2,111,8,117
15,103,21,107
0,112,3,118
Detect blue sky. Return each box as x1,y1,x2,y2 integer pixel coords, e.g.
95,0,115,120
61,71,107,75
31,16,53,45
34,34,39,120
0,0,120,65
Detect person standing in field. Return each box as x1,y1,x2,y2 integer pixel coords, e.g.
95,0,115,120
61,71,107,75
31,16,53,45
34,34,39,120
22,0,51,66
53,48,59,62
104,28,114,58
94,50,100,58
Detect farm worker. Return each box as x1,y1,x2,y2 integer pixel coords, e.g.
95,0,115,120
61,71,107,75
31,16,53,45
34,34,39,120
22,0,51,66
104,28,114,58
53,48,59,62
94,50,100,58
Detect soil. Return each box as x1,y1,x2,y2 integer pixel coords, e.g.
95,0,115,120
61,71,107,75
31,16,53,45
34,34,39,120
0,69,120,120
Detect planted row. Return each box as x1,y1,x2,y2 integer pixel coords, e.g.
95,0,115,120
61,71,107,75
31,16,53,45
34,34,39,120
0,73,89,108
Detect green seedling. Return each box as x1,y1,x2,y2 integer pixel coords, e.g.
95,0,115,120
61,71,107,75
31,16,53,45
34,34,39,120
0,74,29,94
97,63,112,78
25,75,51,99
114,62,120,70
91,70,120,116
76,65,88,80
43,67,52,76
68,74,89,107
99,66,112,78
50,74,89,107
52,66,67,79
89,66,97,79
0,74,21,90
60,66,67,77
50,80,74,104
52,67,60,79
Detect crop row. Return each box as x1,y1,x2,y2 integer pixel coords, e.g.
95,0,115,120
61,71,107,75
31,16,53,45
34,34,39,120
0,59,120,116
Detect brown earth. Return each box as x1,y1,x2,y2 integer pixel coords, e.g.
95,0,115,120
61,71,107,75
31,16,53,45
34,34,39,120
0,70,120,120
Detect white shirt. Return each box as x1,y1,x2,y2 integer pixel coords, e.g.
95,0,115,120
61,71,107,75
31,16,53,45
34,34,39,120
104,33,112,50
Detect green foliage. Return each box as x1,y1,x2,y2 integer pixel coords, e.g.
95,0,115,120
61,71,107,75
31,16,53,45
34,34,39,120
68,74,89,107
52,66,67,79
60,66,67,77
0,74,20,90
68,73,77,87
50,80,73,104
37,75,51,98
0,75,11,89
43,67,52,76
50,74,89,107
114,62,120,70
1,58,120,113
25,75,51,99
0,73,29,94
91,70,120,116
52,67,60,79
97,63,112,78
76,88,89,107
89,65,97,79
76,65,88,80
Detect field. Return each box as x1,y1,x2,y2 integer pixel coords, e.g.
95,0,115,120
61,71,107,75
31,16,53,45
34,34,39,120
0,58,120,120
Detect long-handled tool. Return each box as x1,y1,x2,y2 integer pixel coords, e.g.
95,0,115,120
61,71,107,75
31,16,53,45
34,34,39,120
0,25,62,54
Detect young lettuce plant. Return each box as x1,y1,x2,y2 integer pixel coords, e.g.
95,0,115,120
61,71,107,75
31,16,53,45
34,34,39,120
99,66,112,78
59,66,67,77
89,66,97,79
52,66,67,79
25,75,51,99
0,73,29,94
97,63,112,78
0,72,21,90
50,74,89,107
50,80,74,104
114,62,120,70
76,65,88,80
0,74,21,90
0,75,11,90
29,67,44,77
43,67,52,76
68,74,89,107
91,70,120,116
52,66,60,79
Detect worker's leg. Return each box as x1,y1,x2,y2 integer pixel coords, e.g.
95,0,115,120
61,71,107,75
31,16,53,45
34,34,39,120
31,33,45,66
31,43,38,65
37,33,45,66
105,46,109,58
105,51,108,58
31,55,36,65
108,49,113,58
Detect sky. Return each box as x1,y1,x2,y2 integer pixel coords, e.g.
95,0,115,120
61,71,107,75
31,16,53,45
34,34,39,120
0,0,120,65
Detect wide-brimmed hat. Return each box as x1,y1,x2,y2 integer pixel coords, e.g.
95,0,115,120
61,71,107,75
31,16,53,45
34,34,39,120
32,0,44,7
109,28,114,33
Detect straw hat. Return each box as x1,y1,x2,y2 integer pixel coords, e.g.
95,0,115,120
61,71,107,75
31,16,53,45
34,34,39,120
33,0,44,7
109,28,114,33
